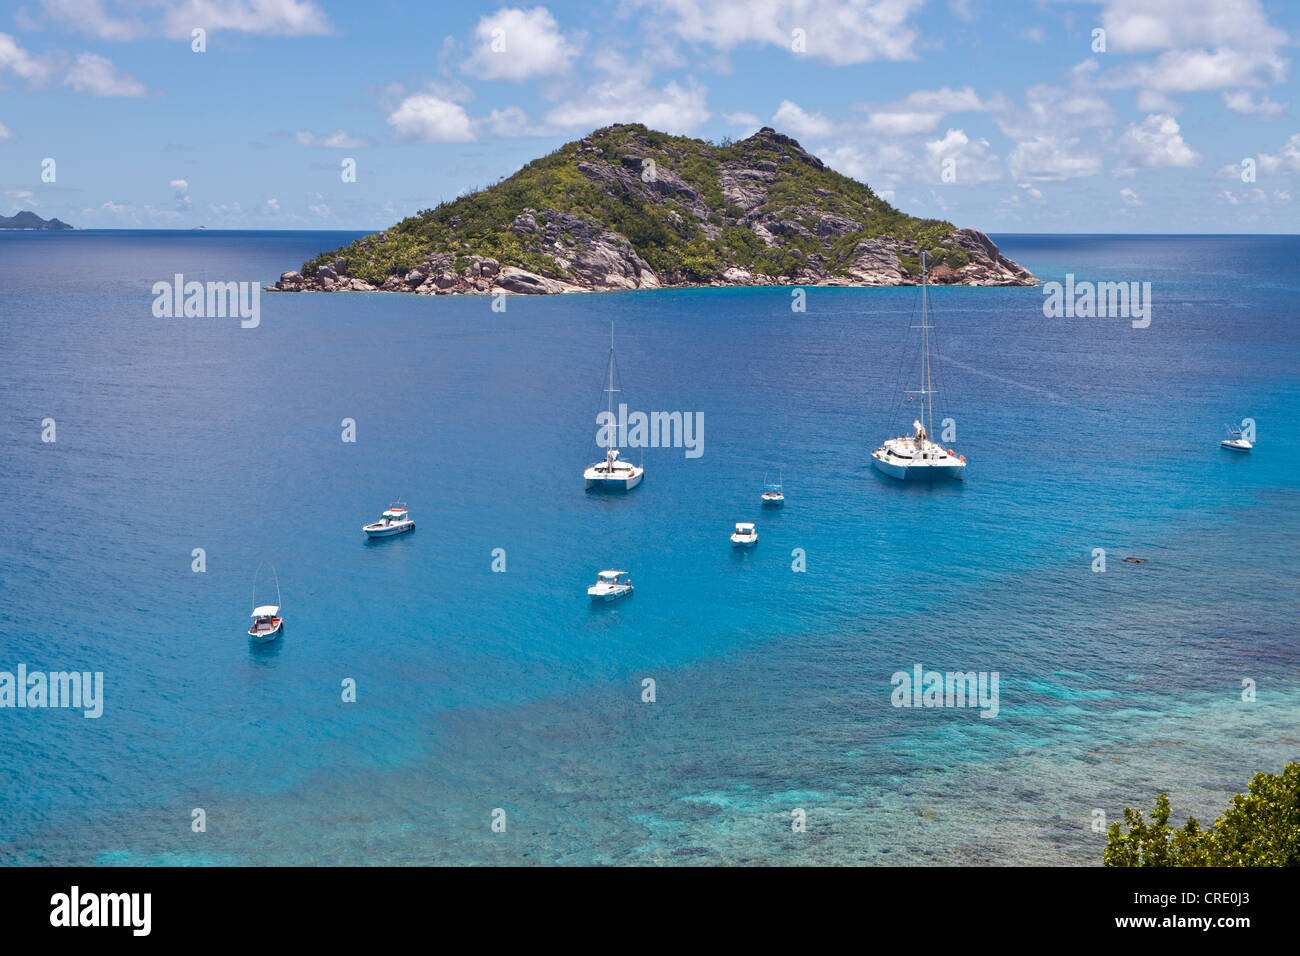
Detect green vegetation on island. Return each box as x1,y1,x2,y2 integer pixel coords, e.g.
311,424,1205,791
280,123,1032,294
1104,762,1300,866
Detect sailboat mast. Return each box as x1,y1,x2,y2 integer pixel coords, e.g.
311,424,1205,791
922,252,933,445
606,323,615,450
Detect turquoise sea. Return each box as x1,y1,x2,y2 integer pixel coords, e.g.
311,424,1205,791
0,230,1297,864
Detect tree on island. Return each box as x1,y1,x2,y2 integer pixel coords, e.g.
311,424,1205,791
1104,762,1300,866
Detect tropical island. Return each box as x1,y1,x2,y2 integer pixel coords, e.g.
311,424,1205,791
273,124,1035,295
0,210,74,230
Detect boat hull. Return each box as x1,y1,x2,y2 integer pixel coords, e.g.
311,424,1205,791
584,470,643,491
248,621,283,643
364,521,415,537
588,586,633,602
731,537,758,548
1220,441,1251,452
872,455,965,481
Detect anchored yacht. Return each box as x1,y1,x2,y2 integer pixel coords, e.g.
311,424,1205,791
585,324,644,491
1220,427,1252,452
871,252,966,481
761,473,785,506
731,522,758,547
588,569,634,601
247,563,283,643
364,502,415,537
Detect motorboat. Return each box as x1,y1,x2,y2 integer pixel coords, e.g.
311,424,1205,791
730,522,758,547
587,569,633,601
247,563,283,643
364,502,415,537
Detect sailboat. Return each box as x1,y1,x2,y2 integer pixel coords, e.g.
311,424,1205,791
871,252,966,481
247,563,284,643
761,472,785,505
585,323,644,491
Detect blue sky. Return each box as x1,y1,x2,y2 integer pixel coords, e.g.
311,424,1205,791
1,0,1297,232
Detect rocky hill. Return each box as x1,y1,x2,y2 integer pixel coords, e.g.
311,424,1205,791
274,124,1034,295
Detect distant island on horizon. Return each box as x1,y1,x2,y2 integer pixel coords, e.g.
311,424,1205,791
0,210,74,230
273,123,1035,296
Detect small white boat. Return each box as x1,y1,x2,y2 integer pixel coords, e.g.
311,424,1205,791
248,605,283,643
731,522,758,547
364,502,415,537
588,569,633,601
247,563,283,643
1221,427,1252,452
761,473,785,506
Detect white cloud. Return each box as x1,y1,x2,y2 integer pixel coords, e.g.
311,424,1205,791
545,76,710,134
997,82,1115,142
296,129,372,148
924,127,1001,183
0,31,54,85
41,0,333,39
635,0,925,66
1099,0,1286,55
62,52,145,95
464,7,579,81
1117,113,1199,169
865,111,940,135
1222,90,1287,118
170,178,191,211
1116,47,1287,95
861,86,993,135
0,121,13,140
723,110,760,127
263,197,281,214
1257,133,1300,175
816,141,914,191
387,94,477,143
1119,187,1142,206
1009,136,1102,182
3,188,38,212
771,99,833,137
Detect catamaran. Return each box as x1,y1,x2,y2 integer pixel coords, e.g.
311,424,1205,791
363,502,414,537
871,252,966,481
587,569,634,601
247,563,283,643
585,324,644,491
761,472,785,505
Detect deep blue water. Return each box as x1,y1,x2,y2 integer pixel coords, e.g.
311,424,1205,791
1,230,1297,865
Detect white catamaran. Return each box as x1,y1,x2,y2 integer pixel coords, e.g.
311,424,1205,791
585,324,644,491
871,252,966,481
